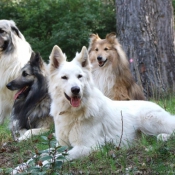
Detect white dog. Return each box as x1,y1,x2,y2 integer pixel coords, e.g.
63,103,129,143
48,45,175,160
12,45,175,174
0,20,32,124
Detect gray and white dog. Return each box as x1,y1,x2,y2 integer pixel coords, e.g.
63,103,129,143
0,19,32,124
6,52,53,141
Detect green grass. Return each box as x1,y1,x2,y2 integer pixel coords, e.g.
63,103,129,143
1,96,175,174
0,119,11,144
152,95,175,114
0,123,54,173
59,136,175,174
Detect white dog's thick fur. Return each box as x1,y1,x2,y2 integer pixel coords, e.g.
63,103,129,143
0,20,32,124
12,46,175,174
47,45,175,160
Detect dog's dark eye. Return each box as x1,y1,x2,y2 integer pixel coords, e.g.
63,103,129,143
104,48,109,51
61,76,68,80
0,29,5,34
22,71,28,77
95,48,98,51
78,74,82,79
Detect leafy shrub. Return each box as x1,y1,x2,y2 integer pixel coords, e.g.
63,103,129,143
0,0,116,60
0,134,68,175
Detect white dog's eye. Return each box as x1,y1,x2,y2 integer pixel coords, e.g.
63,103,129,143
104,47,109,51
0,29,5,34
78,74,82,79
61,76,68,80
95,48,98,51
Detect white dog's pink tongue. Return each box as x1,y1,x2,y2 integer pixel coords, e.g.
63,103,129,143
71,97,81,107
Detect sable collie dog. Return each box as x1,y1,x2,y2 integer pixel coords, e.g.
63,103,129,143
47,45,175,160
0,19,32,124
88,33,145,100
6,52,53,141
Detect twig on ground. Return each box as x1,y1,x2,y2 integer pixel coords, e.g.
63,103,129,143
117,111,123,150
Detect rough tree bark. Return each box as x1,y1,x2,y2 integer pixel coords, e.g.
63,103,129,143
116,0,175,98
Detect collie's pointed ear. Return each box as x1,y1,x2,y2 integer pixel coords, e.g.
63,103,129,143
49,45,66,72
113,38,129,67
105,32,116,43
89,34,100,44
75,46,91,70
88,34,100,53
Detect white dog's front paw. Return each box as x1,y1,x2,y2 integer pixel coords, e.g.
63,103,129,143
157,133,171,141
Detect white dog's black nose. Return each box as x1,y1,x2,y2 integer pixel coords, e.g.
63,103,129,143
71,86,80,95
97,56,102,61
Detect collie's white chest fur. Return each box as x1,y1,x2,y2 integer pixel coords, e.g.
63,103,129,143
92,66,115,99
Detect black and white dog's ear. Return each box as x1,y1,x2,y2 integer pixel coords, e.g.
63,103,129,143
30,52,37,65
76,46,91,70
49,45,66,72
30,52,43,69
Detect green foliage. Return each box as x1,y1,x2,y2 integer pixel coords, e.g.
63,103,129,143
22,135,67,175
173,0,175,9
0,134,68,175
173,0,175,21
0,0,116,61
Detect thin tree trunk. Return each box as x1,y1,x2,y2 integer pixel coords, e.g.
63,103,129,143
116,0,175,98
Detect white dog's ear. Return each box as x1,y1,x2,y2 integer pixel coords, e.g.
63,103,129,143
11,26,25,40
49,45,66,72
76,46,91,70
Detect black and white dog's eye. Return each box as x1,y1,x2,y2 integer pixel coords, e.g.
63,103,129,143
22,71,28,77
78,74,82,79
61,76,68,80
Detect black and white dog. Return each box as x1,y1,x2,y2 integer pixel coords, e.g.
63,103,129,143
6,52,53,141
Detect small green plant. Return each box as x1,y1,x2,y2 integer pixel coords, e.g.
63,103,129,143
2,134,68,175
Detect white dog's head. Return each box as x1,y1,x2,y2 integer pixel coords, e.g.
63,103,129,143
49,45,92,108
0,19,26,54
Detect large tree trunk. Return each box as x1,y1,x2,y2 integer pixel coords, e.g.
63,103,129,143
116,0,175,98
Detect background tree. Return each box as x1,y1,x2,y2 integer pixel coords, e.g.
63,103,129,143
116,0,175,98
1,0,175,98
0,0,115,60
